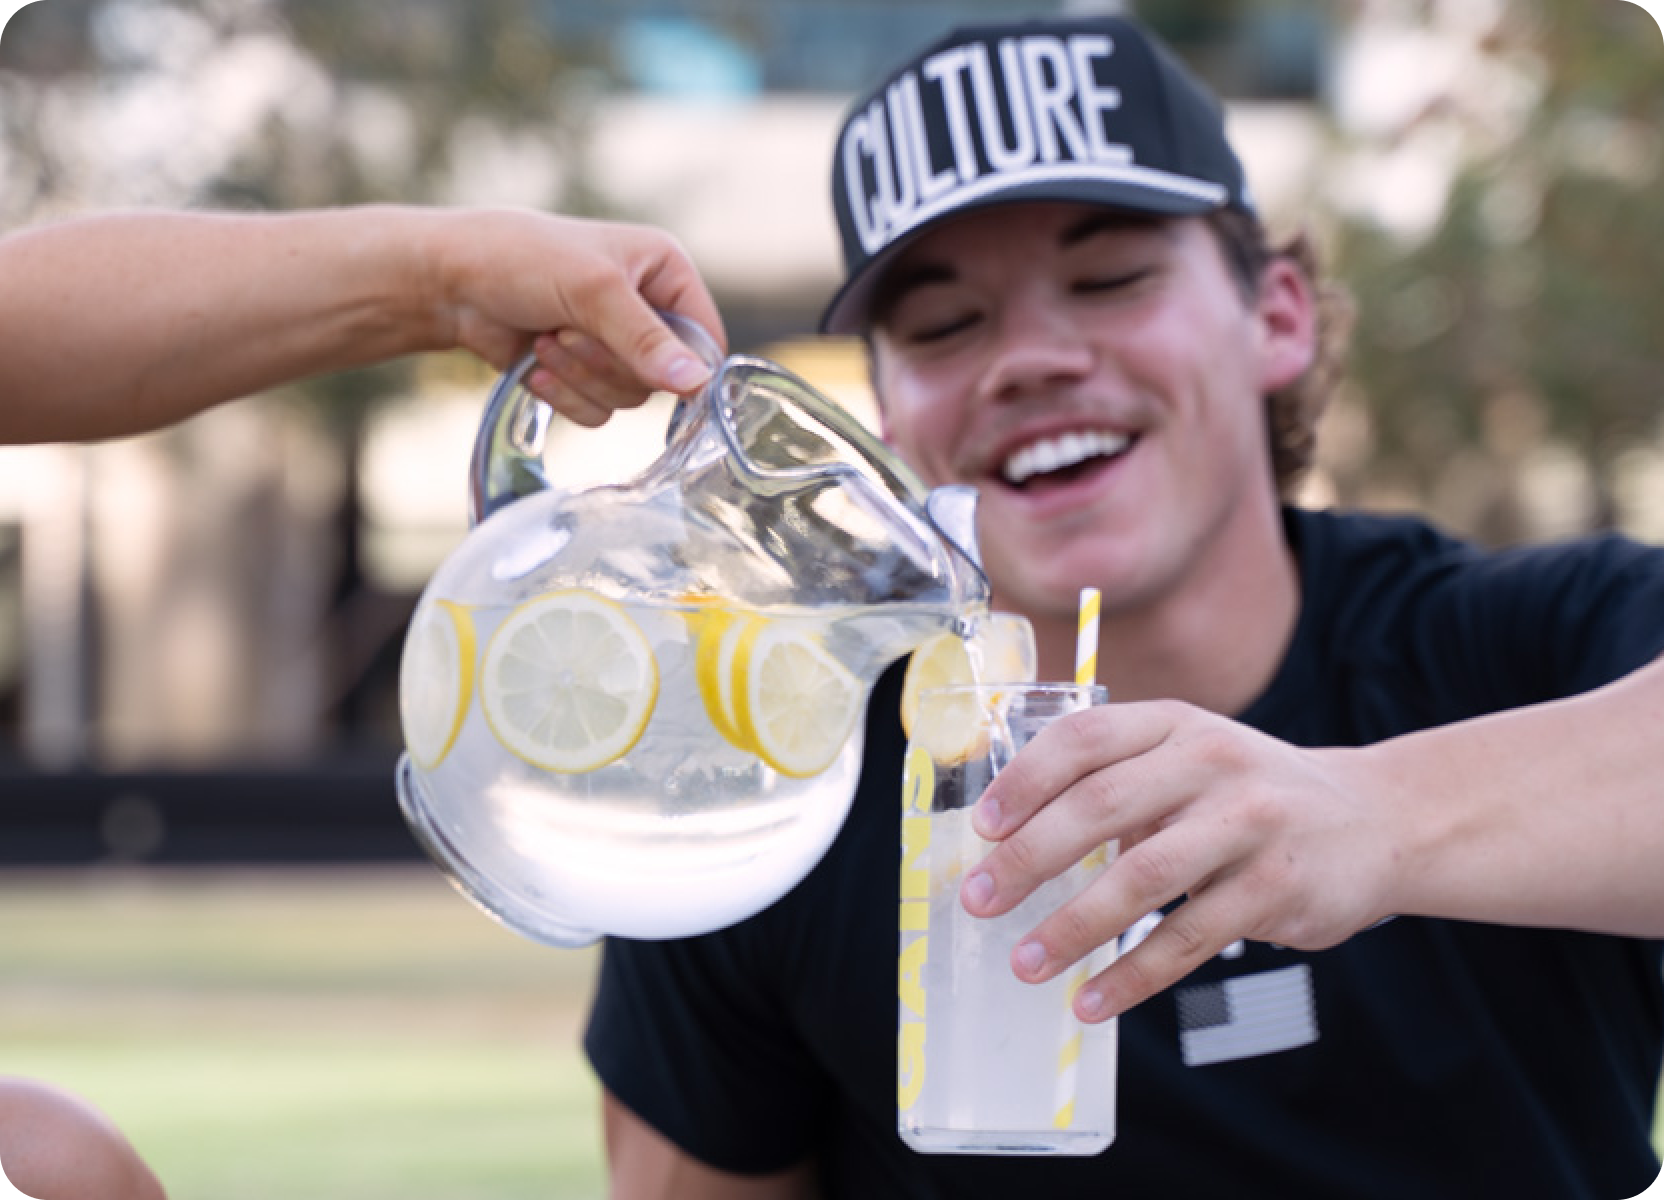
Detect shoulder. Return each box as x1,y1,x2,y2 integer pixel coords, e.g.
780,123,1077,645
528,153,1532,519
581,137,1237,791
1287,506,1472,581
0,1077,166,1200
1291,505,1664,626
1289,505,1664,706
1286,506,1475,646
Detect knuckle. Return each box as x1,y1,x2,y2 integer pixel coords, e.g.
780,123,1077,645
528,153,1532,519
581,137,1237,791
1235,786,1291,837
1155,907,1212,963
1079,769,1130,825
1051,900,1098,956
657,229,694,263
563,259,619,305
1150,698,1194,730
631,328,670,371
1187,723,1250,773
999,830,1043,879
1245,845,1298,894
1111,951,1162,1005
1050,710,1099,757
1121,839,1180,903
1262,907,1321,951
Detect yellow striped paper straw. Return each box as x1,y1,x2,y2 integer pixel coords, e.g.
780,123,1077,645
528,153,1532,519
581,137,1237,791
1053,587,1102,1130
1074,586,1100,687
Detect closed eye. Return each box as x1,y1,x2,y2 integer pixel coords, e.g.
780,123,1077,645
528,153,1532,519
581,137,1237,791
1074,268,1152,296
903,310,981,344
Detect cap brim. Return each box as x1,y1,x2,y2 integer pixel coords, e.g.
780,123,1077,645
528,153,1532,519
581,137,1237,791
818,178,1222,336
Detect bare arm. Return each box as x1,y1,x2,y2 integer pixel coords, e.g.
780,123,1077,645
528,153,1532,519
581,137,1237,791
1361,648,1664,935
603,1090,818,1200
0,206,724,444
961,651,1664,1022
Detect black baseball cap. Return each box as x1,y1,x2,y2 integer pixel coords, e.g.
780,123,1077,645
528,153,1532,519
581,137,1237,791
820,15,1256,335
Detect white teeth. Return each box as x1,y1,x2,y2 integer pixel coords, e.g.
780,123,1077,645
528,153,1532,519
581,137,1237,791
1001,430,1130,485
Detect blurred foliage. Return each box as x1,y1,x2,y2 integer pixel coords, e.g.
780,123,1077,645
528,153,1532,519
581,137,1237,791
1327,0,1664,544
1136,0,1332,99
3,0,1660,542
0,0,610,435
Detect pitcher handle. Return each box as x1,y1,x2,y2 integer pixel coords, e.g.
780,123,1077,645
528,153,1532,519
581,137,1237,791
468,312,726,526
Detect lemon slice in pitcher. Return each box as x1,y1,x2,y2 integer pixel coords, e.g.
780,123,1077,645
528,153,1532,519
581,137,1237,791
733,620,861,779
400,599,476,769
481,590,658,773
899,613,1037,738
692,605,760,754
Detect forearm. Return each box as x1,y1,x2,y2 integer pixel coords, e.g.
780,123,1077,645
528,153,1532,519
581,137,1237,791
0,207,450,443
1361,652,1664,936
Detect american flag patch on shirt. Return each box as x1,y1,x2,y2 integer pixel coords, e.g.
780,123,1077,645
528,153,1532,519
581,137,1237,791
1176,964,1319,1067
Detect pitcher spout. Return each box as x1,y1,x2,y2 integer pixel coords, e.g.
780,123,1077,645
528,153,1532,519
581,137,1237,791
924,484,990,618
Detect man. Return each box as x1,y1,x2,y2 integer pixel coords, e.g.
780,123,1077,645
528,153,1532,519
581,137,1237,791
0,202,722,1199
578,15,1664,1199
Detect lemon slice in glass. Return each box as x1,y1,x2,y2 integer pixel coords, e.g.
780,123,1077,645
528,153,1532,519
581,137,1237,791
480,589,658,773
400,598,476,769
899,613,1037,738
908,684,1014,767
732,620,861,779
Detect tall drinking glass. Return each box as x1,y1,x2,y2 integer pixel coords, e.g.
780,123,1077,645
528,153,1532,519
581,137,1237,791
898,682,1116,1155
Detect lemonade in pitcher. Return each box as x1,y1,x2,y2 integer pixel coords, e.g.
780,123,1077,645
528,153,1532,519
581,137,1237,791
400,581,954,945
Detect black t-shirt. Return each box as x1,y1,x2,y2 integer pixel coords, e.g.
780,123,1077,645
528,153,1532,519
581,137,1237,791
585,508,1664,1199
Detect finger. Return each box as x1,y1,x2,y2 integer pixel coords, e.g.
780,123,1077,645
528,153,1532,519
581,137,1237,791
1073,884,1252,1023
632,232,728,354
963,706,1197,919
576,236,723,396
535,331,656,412
967,750,1193,917
469,326,533,375
523,367,615,428
973,701,1180,842
1005,816,1243,988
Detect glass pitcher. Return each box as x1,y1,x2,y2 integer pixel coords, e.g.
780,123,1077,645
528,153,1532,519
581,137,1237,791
396,315,988,948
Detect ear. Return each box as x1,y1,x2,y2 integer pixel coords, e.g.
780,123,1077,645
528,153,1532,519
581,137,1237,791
1254,257,1317,395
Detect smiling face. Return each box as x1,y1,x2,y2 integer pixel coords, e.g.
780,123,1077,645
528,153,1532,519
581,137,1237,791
869,202,1314,635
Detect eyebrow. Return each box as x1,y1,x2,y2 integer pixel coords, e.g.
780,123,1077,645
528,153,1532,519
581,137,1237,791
870,262,956,326
1060,211,1162,246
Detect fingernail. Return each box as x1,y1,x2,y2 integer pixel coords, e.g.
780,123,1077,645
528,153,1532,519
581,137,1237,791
973,795,1002,838
663,354,709,392
1078,988,1107,1019
962,870,994,911
1014,940,1046,976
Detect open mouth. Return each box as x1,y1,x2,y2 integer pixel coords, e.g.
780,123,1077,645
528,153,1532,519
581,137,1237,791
1000,430,1133,492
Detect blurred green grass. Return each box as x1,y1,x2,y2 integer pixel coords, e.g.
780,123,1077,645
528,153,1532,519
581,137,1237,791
3,868,1660,1198
0,866,605,1200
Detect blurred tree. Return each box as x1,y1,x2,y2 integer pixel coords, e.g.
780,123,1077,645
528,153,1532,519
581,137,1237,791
0,0,614,755
1325,0,1664,545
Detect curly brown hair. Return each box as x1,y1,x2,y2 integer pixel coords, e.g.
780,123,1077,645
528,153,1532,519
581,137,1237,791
1204,208,1354,498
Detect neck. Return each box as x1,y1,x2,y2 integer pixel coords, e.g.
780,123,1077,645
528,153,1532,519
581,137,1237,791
1029,505,1301,716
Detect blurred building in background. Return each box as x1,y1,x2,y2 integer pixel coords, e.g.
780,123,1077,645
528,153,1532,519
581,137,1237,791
0,0,1659,858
